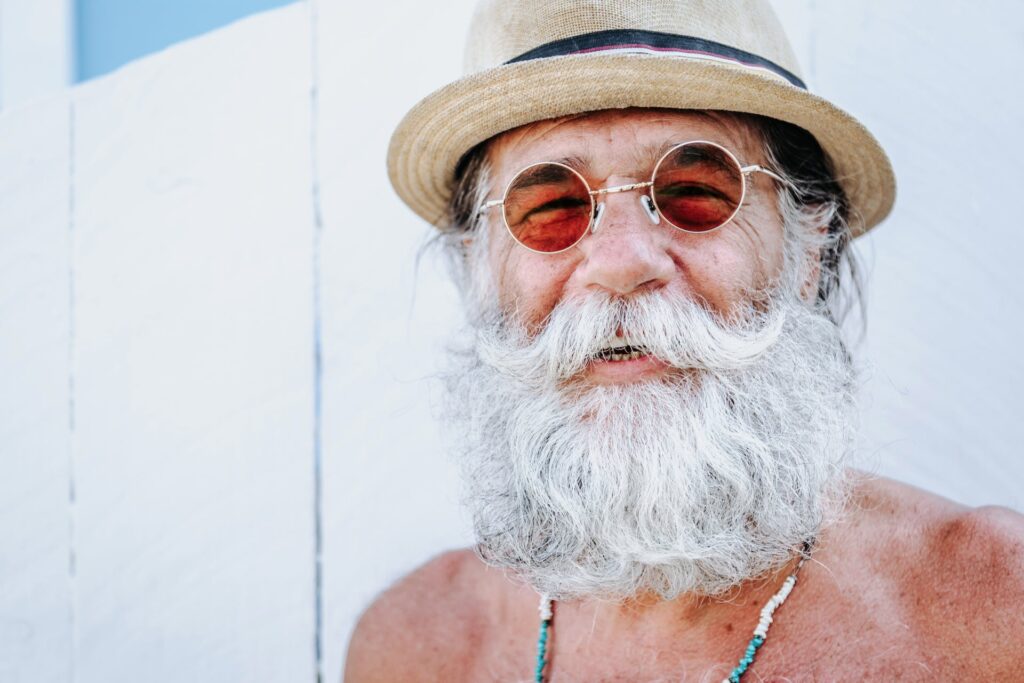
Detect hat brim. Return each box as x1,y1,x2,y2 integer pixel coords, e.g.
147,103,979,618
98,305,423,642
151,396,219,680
388,52,895,236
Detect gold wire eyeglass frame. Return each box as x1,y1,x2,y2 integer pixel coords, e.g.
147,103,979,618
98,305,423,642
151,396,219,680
478,139,793,255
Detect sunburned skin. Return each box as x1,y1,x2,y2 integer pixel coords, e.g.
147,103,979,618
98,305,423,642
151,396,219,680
345,111,1024,682
346,476,1024,682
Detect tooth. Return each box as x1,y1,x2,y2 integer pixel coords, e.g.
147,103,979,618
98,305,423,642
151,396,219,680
601,334,643,350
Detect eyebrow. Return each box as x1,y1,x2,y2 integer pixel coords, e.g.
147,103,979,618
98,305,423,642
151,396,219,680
511,161,587,189
550,154,590,172
519,139,733,182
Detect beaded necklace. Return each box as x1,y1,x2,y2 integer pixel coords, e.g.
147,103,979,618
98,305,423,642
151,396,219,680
534,542,812,683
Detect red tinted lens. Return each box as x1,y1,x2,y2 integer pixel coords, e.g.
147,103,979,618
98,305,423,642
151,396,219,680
502,163,593,253
652,142,744,233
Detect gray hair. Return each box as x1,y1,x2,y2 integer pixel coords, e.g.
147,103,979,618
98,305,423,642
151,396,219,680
436,112,863,327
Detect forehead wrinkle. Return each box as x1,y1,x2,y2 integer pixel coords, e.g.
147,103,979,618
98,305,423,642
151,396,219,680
556,141,666,184
637,109,766,167
487,109,768,196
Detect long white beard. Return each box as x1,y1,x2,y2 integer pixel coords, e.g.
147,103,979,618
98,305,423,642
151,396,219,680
443,288,856,601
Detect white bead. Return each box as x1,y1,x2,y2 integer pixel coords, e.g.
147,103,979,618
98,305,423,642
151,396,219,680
538,595,553,620
724,555,809,662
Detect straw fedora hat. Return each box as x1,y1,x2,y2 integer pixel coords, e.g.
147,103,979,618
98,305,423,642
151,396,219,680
388,0,895,236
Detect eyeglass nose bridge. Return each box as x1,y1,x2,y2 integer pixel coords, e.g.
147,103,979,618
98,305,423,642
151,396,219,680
591,180,653,197
589,180,659,233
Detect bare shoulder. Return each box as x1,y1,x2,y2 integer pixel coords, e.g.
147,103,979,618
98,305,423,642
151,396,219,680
846,473,1024,576
843,473,1024,676
343,549,495,683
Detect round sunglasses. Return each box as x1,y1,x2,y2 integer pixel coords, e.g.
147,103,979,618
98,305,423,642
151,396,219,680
479,140,791,254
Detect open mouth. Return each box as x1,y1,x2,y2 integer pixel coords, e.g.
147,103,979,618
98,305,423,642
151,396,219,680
595,344,650,362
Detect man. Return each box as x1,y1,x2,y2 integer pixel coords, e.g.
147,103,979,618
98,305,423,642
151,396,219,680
347,1,1024,680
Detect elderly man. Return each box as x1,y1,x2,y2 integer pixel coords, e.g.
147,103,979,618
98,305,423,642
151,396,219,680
347,1,1024,680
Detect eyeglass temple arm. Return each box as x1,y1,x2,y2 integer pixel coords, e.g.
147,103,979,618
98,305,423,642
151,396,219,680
742,165,799,192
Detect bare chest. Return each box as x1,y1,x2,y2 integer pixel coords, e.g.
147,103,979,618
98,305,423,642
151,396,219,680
460,608,957,682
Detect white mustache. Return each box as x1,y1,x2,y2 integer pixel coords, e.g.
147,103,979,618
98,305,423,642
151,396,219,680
476,290,787,385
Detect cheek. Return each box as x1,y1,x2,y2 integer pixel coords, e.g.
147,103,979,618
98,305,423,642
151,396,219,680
742,196,788,278
491,240,575,329
671,219,786,313
682,247,752,311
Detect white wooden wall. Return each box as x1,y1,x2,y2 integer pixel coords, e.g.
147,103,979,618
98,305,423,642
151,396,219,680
1,2,1021,681
0,0,73,110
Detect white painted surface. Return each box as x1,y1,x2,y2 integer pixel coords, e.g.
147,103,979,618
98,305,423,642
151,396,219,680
771,1,1024,506
0,2,1021,682
68,6,317,680
0,0,73,110
0,94,72,683
0,7,327,676
315,2,476,679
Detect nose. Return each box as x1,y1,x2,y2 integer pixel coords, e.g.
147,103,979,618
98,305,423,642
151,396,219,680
575,191,676,295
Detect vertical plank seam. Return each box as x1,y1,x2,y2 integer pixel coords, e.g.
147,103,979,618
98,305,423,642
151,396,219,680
67,96,79,683
309,1,325,681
